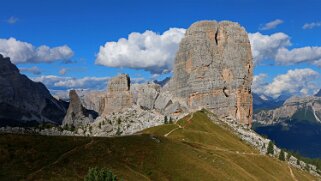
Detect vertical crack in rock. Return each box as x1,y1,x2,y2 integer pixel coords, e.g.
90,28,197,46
215,29,219,45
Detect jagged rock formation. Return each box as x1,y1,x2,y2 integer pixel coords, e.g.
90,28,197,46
168,20,253,125
62,90,98,127
101,74,132,115
0,54,66,126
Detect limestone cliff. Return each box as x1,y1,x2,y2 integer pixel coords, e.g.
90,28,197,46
168,20,253,125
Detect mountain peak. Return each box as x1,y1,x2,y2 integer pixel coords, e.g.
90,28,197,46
315,89,321,97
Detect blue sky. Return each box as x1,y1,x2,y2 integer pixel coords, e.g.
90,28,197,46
1,0,321,98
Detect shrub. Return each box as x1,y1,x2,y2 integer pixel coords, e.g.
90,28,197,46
63,124,69,131
266,141,274,155
279,149,285,161
70,125,76,132
84,167,118,181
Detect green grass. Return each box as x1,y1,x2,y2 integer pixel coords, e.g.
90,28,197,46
0,110,318,180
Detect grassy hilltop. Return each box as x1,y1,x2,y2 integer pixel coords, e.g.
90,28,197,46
0,110,318,180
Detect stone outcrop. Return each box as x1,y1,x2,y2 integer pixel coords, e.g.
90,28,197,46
62,90,98,127
101,74,132,115
168,20,253,125
0,54,66,126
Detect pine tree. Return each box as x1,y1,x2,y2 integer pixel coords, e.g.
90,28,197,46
267,141,274,155
164,116,168,124
279,149,285,161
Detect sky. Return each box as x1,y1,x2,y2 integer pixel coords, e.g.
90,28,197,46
1,0,321,99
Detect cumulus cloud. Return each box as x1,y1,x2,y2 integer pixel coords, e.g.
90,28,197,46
7,16,18,24
252,73,268,94
275,47,321,65
259,19,284,30
303,22,321,29
252,69,319,99
33,76,109,90
249,32,290,64
249,32,321,66
19,66,41,75
96,28,186,74
0,38,74,64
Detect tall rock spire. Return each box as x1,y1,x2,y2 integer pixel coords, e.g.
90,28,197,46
169,20,253,125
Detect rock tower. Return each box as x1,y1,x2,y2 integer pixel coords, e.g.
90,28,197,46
169,20,253,125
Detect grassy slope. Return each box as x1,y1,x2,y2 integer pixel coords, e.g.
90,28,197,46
0,110,318,181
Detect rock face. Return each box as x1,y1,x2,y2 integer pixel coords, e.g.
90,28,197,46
0,54,66,126
62,90,98,127
101,74,132,115
168,20,253,125
132,83,160,110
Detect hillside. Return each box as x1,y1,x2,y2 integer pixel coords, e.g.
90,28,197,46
0,110,318,180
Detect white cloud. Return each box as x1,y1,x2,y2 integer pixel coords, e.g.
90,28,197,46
303,22,321,29
0,38,74,64
249,32,291,64
96,28,186,74
275,47,321,65
33,76,109,90
249,32,321,66
19,66,41,75
7,16,18,24
260,19,284,30
252,73,268,94
252,69,319,99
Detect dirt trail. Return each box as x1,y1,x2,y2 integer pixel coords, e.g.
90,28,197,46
288,165,298,181
164,113,193,137
26,138,94,180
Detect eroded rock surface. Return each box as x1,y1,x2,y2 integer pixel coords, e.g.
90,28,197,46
168,20,253,125
63,90,98,127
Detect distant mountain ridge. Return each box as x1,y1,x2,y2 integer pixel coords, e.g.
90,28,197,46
253,95,321,158
0,54,67,126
